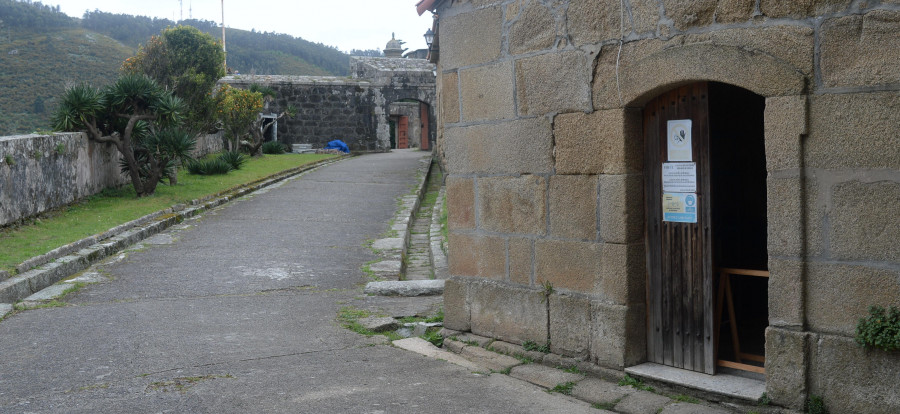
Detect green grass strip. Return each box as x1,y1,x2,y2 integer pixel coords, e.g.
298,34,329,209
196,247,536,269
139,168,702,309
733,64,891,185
0,153,337,272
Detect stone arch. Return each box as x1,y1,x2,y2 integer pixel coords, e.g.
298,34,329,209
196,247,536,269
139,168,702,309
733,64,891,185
595,43,808,111
597,43,809,384
376,87,437,151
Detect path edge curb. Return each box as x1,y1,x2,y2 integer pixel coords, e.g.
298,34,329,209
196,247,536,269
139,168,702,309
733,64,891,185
0,154,350,305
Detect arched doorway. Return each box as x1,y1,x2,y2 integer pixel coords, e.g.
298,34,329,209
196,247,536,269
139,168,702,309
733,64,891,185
643,82,767,375
384,99,433,150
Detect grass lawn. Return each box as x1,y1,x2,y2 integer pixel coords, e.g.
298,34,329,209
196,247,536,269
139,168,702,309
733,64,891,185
0,153,337,273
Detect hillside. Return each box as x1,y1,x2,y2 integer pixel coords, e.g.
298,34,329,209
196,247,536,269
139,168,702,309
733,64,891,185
0,0,351,135
0,28,132,135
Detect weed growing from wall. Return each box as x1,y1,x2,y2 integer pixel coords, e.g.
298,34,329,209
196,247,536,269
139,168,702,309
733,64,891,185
855,305,900,352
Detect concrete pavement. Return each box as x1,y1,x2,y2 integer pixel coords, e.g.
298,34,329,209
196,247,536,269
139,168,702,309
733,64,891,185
0,150,598,413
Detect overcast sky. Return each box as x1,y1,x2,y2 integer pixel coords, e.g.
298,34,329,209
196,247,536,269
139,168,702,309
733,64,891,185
54,0,433,53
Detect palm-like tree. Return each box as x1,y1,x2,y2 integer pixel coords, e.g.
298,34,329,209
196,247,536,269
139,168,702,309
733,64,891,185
52,74,187,196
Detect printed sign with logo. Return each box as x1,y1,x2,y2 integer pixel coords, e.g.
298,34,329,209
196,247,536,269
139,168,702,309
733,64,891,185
662,193,698,223
662,162,697,193
667,119,693,161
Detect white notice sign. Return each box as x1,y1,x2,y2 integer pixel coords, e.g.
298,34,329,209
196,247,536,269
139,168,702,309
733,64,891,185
667,119,693,161
662,162,697,193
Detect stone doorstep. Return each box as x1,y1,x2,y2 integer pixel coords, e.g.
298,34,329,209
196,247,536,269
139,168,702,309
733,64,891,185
625,362,766,403
433,333,755,413
0,156,347,306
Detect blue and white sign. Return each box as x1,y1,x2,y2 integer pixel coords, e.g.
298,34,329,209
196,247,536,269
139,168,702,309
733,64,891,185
662,193,698,223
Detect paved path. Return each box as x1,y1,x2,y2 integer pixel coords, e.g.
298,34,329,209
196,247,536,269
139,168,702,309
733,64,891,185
0,150,596,413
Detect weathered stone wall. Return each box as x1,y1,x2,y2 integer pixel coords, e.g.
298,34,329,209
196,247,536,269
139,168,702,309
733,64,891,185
434,1,900,411
220,76,382,151
221,58,436,152
0,132,224,227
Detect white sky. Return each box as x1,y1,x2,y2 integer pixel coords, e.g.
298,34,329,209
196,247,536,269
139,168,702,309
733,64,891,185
53,0,433,53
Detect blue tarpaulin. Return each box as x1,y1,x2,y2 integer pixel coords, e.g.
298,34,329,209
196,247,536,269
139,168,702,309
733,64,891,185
325,140,350,153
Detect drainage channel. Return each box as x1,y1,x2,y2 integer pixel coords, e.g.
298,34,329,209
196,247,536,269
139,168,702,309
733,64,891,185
401,160,443,281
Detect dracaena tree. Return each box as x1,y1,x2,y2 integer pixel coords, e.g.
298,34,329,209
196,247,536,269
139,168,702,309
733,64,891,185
52,74,191,197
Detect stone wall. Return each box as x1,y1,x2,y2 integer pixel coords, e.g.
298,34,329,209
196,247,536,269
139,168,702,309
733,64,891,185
433,1,900,411
0,132,223,227
220,76,382,151
221,58,436,152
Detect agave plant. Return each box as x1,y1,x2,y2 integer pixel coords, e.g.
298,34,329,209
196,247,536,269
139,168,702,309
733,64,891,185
52,74,184,196
218,151,248,170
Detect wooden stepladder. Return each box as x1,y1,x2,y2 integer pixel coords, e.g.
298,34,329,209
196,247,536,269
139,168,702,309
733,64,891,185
643,83,715,374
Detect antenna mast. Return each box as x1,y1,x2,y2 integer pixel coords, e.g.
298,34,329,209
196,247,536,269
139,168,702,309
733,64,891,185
221,0,227,70
179,0,183,22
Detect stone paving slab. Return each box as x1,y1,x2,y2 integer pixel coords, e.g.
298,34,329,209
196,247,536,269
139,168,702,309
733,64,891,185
509,364,585,389
615,389,673,414
488,340,547,362
0,303,12,319
363,280,444,296
459,344,523,373
22,284,71,302
392,337,480,371
571,377,633,405
660,402,734,414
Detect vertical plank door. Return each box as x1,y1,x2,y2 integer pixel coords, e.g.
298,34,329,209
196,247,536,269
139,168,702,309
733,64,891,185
643,83,715,374
398,116,409,149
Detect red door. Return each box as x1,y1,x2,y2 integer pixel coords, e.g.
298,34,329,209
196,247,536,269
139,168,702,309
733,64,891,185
398,116,409,149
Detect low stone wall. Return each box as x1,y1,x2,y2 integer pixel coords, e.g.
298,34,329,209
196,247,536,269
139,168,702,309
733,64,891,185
0,131,224,227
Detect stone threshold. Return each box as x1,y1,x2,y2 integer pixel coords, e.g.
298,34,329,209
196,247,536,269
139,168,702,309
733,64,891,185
625,362,765,403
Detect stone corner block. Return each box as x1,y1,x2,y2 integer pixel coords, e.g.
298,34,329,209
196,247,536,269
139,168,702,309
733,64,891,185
591,301,646,369
549,293,593,359
764,327,808,410
443,276,471,331
469,279,549,345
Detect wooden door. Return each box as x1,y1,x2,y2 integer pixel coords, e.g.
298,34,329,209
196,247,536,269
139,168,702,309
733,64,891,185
398,116,409,149
644,83,714,374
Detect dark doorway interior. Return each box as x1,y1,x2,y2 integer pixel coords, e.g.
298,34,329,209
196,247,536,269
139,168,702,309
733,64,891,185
708,82,768,371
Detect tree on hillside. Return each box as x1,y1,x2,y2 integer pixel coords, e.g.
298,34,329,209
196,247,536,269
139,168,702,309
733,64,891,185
122,25,225,135
52,74,192,197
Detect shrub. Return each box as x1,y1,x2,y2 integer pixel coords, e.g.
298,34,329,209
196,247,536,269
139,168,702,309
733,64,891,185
261,141,287,154
218,151,248,170
855,305,900,352
186,158,232,175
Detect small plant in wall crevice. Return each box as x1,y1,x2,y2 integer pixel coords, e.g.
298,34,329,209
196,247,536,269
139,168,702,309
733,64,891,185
855,305,900,352
3,154,14,166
